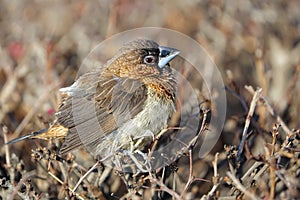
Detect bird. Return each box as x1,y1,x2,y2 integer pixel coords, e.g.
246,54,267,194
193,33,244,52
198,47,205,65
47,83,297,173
7,39,180,162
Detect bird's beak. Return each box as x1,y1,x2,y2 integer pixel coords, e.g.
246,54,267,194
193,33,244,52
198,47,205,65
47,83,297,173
158,46,180,68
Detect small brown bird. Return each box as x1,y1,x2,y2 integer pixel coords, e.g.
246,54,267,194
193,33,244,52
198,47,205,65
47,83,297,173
7,39,180,160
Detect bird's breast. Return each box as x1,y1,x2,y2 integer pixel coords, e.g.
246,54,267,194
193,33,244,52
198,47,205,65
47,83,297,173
116,90,175,145
130,91,176,137
95,90,175,155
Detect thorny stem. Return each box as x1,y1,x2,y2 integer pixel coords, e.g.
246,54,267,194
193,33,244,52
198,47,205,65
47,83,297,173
269,124,280,200
180,109,210,198
237,87,262,164
7,171,36,200
180,149,194,198
72,160,101,193
226,172,259,200
3,126,11,168
47,171,84,200
147,171,182,200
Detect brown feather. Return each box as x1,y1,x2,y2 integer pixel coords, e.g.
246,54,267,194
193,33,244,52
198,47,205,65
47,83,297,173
58,39,177,155
58,71,148,154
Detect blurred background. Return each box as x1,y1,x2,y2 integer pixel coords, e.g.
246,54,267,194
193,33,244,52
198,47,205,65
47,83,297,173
1,0,300,199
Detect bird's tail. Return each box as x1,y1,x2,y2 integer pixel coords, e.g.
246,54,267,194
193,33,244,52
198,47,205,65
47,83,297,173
6,128,49,145
6,124,68,145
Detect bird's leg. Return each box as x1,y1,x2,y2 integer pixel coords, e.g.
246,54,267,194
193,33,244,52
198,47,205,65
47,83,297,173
133,130,154,148
126,151,148,173
129,135,135,153
135,149,152,167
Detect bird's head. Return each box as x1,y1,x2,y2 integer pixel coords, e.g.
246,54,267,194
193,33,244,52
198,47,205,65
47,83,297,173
106,39,180,79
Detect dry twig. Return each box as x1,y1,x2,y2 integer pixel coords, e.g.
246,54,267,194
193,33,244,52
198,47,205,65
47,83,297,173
237,87,262,164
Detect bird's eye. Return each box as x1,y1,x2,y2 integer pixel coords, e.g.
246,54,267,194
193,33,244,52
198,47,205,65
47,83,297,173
143,55,156,64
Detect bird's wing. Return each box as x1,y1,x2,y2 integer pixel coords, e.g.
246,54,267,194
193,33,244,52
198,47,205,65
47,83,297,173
57,72,148,154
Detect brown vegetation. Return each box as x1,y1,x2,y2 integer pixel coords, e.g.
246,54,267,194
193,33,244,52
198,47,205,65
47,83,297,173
1,0,300,199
